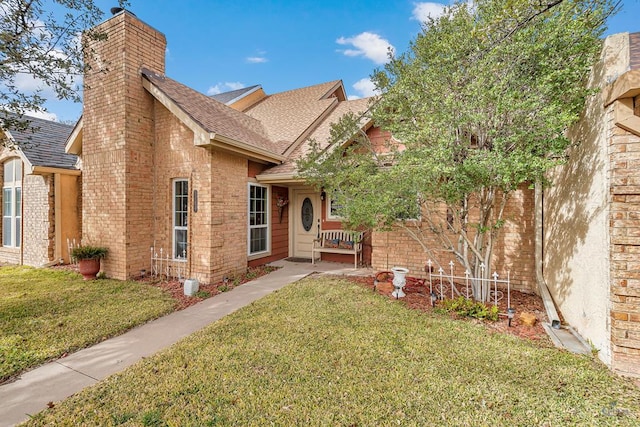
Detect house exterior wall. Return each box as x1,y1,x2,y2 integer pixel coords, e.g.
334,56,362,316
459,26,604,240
248,185,290,267
56,174,81,263
370,186,536,291
22,174,54,266
151,104,232,284
82,11,166,279
544,34,640,369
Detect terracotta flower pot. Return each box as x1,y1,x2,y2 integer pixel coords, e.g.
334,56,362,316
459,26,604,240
78,258,101,280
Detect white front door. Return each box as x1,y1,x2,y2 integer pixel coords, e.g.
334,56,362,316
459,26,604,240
293,190,320,259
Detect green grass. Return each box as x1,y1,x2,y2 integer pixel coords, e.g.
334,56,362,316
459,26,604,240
0,266,175,383
23,277,640,426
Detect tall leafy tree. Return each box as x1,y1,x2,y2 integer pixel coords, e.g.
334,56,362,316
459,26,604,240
299,0,618,301
0,0,127,133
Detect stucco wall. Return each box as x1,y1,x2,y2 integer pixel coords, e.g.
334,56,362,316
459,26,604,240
543,34,630,366
57,174,81,263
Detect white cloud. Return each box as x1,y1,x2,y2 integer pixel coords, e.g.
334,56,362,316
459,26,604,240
411,2,447,22
336,32,394,65
206,82,246,96
246,56,268,63
352,78,380,98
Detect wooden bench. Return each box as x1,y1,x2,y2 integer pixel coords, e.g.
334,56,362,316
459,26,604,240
312,230,364,268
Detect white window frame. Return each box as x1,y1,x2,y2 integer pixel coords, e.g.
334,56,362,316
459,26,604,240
247,182,270,256
3,158,22,248
173,179,188,260
327,191,344,220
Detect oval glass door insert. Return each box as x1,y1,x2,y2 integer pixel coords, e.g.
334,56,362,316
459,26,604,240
301,197,313,232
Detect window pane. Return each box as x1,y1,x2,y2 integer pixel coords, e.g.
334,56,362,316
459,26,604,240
4,161,13,183
3,217,11,246
14,160,21,181
15,217,20,247
3,189,11,216
174,229,187,258
250,227,267,253
15,188,21,216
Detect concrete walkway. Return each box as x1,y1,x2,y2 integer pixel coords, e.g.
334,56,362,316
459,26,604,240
0,260,370,427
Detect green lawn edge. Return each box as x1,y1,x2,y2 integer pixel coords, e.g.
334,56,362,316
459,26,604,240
1,266,175,383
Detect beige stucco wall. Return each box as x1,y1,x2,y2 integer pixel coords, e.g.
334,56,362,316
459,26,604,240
56,174,81,263
543,34,629,365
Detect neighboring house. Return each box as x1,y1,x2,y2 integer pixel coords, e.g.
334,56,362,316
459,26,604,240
62,10,640,378
0,115,80,266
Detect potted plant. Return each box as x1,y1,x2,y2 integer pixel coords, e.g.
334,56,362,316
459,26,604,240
71,245,109,280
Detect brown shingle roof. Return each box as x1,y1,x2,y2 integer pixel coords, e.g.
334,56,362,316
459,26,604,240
259,97,372,177
141,69,284,156
3,114,77,170
244,81,342,154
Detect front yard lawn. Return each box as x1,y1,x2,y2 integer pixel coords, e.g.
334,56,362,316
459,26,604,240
24,277,640,426
0,266,175,383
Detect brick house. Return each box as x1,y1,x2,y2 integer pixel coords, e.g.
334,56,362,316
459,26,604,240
66,10,535,287
54,9,640,378
0,115,80,266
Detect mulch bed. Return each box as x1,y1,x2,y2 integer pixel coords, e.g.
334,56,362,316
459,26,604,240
51,264,278,311
347,274,552,343
52,263,549,342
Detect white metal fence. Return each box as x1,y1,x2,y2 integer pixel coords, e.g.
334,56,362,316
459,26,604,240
67,238,79,265
150,246,187,281
425,259,512,307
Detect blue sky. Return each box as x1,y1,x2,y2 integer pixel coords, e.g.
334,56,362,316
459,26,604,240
38,0,640,123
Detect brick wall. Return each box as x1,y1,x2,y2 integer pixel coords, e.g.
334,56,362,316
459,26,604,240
82,12,166,279
609,113,640,378
371,186,536,292
22,174,54,266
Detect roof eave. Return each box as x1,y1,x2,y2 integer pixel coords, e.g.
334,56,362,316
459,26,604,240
65,117,83,155
203,133,285,164
143,76,284,164
2,130,35,172
32,166,81,176
255,172,303,184
224,85,262,106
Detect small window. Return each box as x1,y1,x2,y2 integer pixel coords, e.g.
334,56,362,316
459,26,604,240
248,183,269,255
173,179,188,259
3,159,22,248
327,191,344,220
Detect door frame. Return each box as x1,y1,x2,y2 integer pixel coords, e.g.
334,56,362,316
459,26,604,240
290,187,321,259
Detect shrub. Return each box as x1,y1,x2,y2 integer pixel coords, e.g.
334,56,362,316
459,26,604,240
71,245,109,260
436,296,499,321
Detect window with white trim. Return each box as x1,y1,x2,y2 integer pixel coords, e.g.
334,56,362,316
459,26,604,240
3,159,22,248
248,183,269,255
173,179,188,259
327,191,344,220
